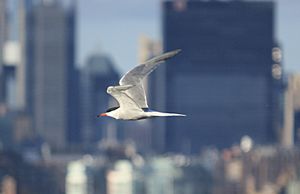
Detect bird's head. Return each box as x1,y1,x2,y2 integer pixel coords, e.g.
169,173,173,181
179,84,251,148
96,113,108,118
96,106,119,118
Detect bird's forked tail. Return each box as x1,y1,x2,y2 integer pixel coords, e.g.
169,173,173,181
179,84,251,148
148,111,186,117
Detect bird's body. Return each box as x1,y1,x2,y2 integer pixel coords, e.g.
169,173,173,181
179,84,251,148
104,106,184,120
97,49,185,120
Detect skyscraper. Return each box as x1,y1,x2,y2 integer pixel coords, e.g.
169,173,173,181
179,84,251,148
25,1,77,150
152,0,280,153
80,54,119,146
0,0,6,61
0,0,6,57
284,74,300,145
16,0,30,110
65,1,80,147
0,0,7,103
293,75,300,144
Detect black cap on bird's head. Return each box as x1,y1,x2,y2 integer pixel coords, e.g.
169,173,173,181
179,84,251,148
96,106,119,118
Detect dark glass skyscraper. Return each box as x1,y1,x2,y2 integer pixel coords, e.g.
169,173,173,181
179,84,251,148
151,0,281,153
65,2,80,147
80,54,119,146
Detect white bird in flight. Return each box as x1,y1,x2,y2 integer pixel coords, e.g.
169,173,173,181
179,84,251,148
97,49,185,120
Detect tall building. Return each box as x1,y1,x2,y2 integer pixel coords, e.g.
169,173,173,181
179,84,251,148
0,0,5,59
80,54,119,146
151,0,281,153
0,0,7,103
16,0,30,110
25,1,77,150
284,74,300,145
0,0,6,60
295,111,300,145
292,75,300,144
65,1,80,147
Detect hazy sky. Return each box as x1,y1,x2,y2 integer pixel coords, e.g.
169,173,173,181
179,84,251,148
78,0,300,73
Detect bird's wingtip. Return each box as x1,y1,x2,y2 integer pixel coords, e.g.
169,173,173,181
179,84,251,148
171,49,182,55
175,48,182,53
165,49,182,58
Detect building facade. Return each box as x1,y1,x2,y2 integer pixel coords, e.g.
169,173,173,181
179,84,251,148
151,0,281,153
80,54,119,146
25,1,77,150
0,0,7,103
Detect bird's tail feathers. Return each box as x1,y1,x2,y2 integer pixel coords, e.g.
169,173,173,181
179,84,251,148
149,111,186,117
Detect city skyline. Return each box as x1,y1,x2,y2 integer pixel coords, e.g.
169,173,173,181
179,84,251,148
1,1,300,193
0,0,298,152
78,0,300,73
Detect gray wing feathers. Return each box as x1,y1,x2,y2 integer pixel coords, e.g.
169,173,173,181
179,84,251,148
119,49,181,108
120,49,181,85
142,49,181,68
107,86,141,111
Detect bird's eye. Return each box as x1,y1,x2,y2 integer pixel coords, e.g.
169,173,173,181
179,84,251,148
107,86,113,93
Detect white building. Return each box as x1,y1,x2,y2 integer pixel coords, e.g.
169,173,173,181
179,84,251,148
107,160,133,194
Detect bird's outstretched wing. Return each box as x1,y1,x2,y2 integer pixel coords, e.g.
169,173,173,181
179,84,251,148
106,85,141,111
119,49,181,108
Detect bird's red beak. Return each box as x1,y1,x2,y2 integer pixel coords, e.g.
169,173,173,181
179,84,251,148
97,113,107,117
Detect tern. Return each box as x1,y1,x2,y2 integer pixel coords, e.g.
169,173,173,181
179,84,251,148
97,49,186,120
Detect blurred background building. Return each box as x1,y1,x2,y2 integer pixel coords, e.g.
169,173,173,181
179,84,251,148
80,53,119,148
283,74,300,146
0,0,7,104
149,0,284,153
0,1,7,101
24,0,78,150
